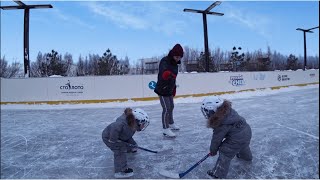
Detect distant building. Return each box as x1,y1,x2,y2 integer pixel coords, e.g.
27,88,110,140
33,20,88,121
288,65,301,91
186,60,199,72
141,58,160,74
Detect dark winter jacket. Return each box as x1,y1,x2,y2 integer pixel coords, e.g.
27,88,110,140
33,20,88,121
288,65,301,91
154,56,180,96
208,101,252,155
102,113,137,145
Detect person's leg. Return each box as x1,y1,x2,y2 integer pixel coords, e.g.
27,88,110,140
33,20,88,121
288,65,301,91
105,140,128,173
237,145,252,161
237,125,252,161
209,145,239,178
113,149,133,178
168,96,174,125
167,96,180,130
159,95,176,137
210,153,233,178
113,150,128,173
159,96,172,129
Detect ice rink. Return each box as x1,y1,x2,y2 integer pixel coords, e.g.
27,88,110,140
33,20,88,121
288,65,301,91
1,85,319,179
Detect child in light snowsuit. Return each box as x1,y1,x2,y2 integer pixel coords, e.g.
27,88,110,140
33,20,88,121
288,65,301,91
102,108,150,178
201,96,252,179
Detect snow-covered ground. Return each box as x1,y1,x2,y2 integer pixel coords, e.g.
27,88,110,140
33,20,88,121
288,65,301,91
1,85,319,179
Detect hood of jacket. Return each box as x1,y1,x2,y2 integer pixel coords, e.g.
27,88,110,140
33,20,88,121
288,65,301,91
207,100,237,128
116,113,137,130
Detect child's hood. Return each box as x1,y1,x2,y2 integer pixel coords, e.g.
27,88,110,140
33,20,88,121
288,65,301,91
207,100,236,128
116,113,128,125
116,113,138,130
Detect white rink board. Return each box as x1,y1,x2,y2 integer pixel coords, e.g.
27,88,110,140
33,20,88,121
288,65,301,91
1,70,318,103
94,75,144,99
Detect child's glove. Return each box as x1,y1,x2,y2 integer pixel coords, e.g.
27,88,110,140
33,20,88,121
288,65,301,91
127,147,138,153
210,151,217,156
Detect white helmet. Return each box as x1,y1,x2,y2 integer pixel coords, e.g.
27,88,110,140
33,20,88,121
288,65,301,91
201,96,224,119
133,108,150,131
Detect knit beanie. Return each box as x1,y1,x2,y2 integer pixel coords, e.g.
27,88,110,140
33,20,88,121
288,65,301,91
169,44,184,57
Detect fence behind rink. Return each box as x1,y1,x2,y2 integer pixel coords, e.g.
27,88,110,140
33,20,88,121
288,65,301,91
1,70,318,104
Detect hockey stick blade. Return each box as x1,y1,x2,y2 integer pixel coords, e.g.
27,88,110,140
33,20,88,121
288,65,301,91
155,147,174,154
138,146,173,154
159,169,180,179
159,153,211,178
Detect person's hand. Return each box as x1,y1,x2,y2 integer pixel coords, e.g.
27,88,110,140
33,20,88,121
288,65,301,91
130,147,138,153
162,70,176,80
210,150,217,156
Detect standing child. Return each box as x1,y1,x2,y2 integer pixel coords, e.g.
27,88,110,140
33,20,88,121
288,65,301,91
102,108,150,178
201,96,252,179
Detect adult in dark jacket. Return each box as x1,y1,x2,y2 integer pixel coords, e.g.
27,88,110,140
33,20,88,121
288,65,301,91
102,108,150,178
201,96,252,179
154,43,183,138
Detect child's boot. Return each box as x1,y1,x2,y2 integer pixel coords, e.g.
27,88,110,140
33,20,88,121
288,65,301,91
207,170,219,179
114,168,134,178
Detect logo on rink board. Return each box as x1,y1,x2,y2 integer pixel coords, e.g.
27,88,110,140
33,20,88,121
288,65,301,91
229,75,245,86
309,73,315,78
148,81,157,90
60,80,84,95
277,74,290,81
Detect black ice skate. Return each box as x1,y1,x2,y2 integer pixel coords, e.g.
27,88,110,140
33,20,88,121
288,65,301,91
114,168,134,178
207,170,219,179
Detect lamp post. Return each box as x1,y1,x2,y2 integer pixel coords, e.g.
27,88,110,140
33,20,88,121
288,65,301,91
1,0,53,77
296,26,319,71
184,1,224,72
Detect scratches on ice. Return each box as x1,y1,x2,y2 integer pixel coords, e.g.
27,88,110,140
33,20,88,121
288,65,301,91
274,123,319,140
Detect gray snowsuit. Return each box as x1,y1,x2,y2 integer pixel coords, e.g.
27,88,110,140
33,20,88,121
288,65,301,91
102,113,137,173
208,100,252,178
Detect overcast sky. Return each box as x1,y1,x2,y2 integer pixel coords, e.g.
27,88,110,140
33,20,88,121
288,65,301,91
1,1,319,64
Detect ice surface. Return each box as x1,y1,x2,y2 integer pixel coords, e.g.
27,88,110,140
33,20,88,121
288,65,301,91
1,85,319,178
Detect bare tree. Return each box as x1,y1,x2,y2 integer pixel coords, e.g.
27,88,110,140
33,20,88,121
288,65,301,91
76,55,86,76
64,53,74,76
88,54,100,75
0,56,8,77
211,47,224,71
0,56,22,78
117,56,130,75
30,52,49,77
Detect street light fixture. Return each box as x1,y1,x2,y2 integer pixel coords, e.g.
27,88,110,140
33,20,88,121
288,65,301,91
296,26,319,71
0,0,53,77
183,1,224,72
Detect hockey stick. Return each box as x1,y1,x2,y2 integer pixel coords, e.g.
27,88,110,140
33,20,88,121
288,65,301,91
124,141,173,154
159,152,211,178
